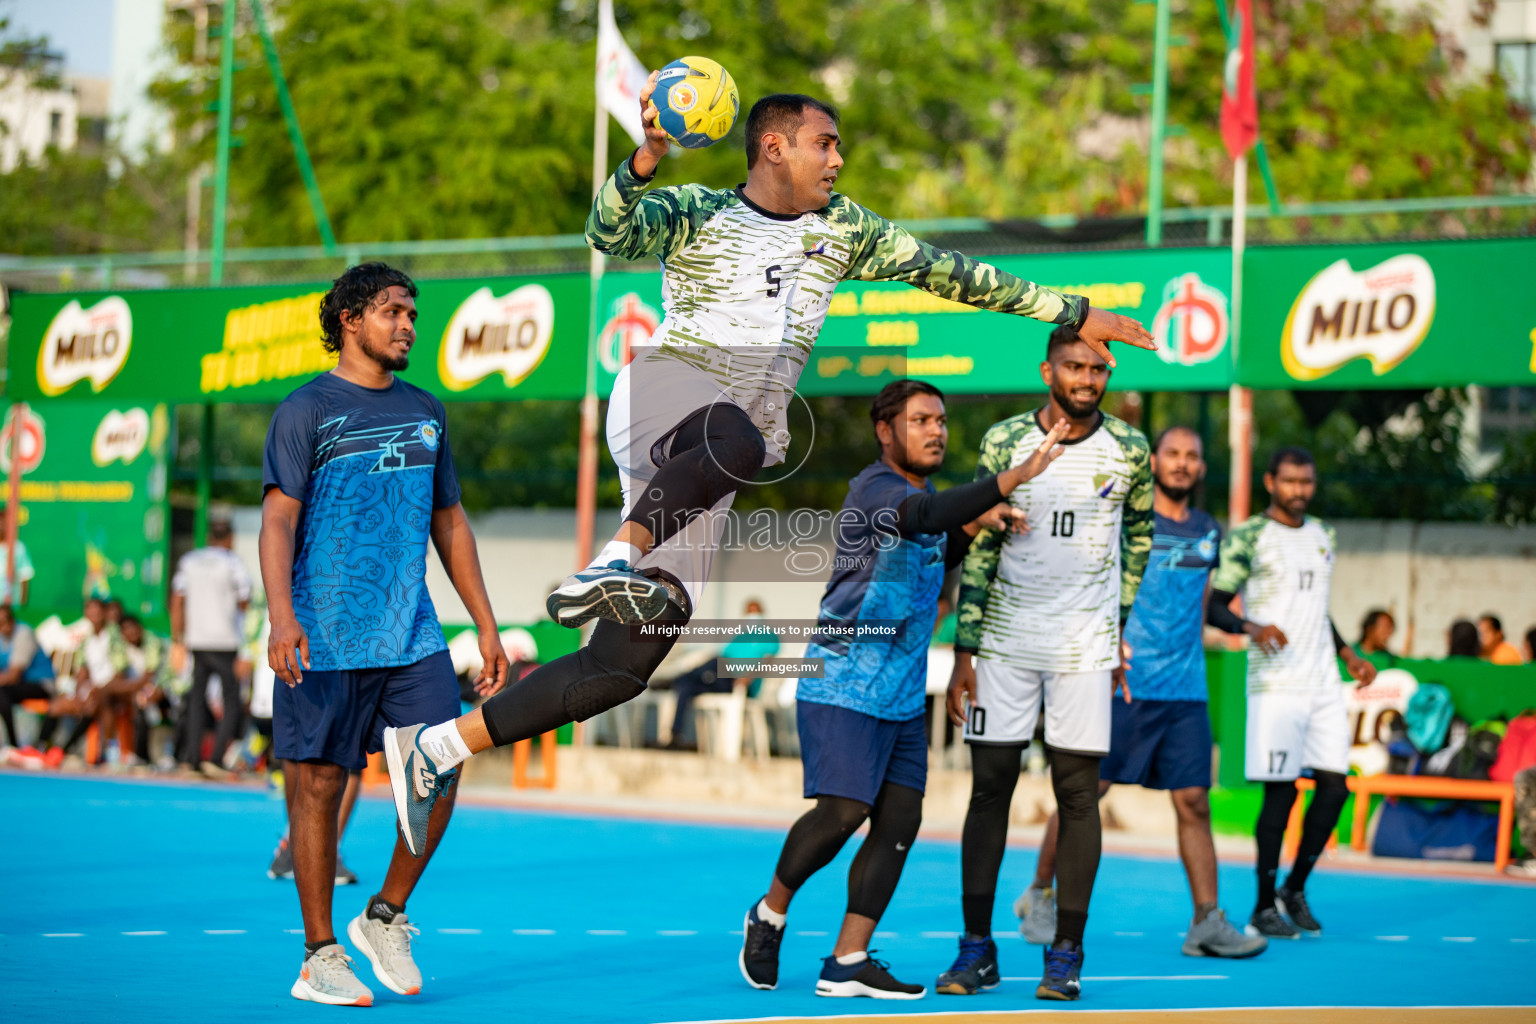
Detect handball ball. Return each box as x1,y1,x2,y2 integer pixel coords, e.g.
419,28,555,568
654,56,739,149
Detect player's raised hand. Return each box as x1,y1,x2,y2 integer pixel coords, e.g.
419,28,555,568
973,503,1028,534
947,655,978,728
474,631,511,697
269,615,310,687
1075,307,1156,367
633,70,672,175
998,417,1070,494
1247,622,1288,655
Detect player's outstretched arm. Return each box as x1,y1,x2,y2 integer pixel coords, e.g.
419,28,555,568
840,208,1154,364
431,503,509,697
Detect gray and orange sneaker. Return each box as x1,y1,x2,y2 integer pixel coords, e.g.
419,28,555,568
381,724,455,858
290,943,373,1006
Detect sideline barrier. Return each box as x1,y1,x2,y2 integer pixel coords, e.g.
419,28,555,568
1284,775,1516,872
513,731,558,789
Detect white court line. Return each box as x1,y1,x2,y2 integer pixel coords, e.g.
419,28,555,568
658,930,697,936
1375,935,1410,941
1114,931,1145,937
920,931,960,939
873,931,898,938
795,931,829,937
1442,936,1477,942
284,929,305,934
438,928,482,935
204,929,247,935
513,929,555,935
1001,975,1228,982
122,931,166,936
42,933,83,938
1514,938,1532,943
993,932,1022,940
586,929,626,936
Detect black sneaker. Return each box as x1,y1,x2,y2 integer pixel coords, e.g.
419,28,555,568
1035,938,1083,1001
1246,905,1300,940
815,952,926,1000
267,837,293,880
1276,886,1322,937
935,933,1000,995
739,901,784,990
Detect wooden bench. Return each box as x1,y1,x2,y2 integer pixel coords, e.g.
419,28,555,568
1286,774,1517,872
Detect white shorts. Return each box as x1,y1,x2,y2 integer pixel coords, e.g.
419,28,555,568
962,658,1113,754
606,359,739,615
1245,687,1350,782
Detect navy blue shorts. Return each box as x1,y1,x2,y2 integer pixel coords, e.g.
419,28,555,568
797,700,927,805
273,649,460,771
1100,698,1212,791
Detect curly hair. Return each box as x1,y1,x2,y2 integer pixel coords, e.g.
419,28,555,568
318,262,418,354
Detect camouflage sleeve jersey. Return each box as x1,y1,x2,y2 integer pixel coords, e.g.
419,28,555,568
954,410,1150,672
587,156,1087,465
1212,514,1341,695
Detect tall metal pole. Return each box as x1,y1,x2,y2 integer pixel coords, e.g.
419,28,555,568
209,0,236,286
196,404,215,547
1227,153,1252,523
1146,0,1171,246
575,65,609,572
249,0,338,254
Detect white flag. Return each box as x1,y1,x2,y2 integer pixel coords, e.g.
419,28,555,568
596,0,651,146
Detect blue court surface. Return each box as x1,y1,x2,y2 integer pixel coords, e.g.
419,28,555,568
4,772,1534,1023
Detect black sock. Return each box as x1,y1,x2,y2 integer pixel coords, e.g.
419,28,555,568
1286,772,1349,893
1056,908,1088,944
961,893,993,937
367,894,405,921
1254,781,1297,914
305,937,337,955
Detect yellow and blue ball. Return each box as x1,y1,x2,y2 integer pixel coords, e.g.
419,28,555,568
653,56,739,149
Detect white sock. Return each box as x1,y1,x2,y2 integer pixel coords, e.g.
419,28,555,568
417,721,473,771
756,899,786,928
588,540,643,571
835,950,868,966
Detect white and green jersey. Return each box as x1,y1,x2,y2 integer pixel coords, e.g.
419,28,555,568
587,156,1087,464
1212,514,1339,695
955,410,1153,672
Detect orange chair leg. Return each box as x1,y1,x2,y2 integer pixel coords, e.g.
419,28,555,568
85,720,101,765
361,751,387,787
512,731,558,789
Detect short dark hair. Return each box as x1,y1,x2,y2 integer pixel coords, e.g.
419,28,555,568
1267,446,1315,475
1153,425,1201,455
0,604,14,622
1046,324,1083,359
209,520,233,542
1480,613,1503,634
85,597,105,608
1359,608,1393,642
870,379,945,431
1449,618,1480,657
319,262,418,354
745,93,839,169
121,614,142,631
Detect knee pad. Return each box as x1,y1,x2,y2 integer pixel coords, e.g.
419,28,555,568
562,670,646,722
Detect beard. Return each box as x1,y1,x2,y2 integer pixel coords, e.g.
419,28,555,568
1051,384,1103,420
362,335,410,372
1156,479,1195,502
899,445,946,477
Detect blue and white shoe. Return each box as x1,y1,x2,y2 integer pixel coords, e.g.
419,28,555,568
1035,939,1083,1001
545,560,668,628
935,933,1000,995
815,953,926,1000
382,724,455,858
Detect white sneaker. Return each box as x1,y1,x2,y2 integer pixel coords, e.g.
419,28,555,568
1014,885,1057,945
348,910,423,996
290,943,374,1006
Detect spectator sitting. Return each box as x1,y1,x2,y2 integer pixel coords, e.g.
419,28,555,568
1479,614,1524,665
666,599,779,751
104,597,126,633
0,604,59,759
118,615,176,766
1447,619,1481,659
0,506,35,607
1354,608,1397,665
37,598,121,766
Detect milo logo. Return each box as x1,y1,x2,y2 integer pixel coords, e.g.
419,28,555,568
38,296,133,396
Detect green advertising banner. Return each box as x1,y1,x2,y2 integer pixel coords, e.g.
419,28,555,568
7,274,593,404
0,400,171,624
1237,237,1536,389
596,247,1235,396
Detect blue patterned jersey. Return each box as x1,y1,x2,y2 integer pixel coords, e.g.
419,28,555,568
263,374,460,671
1122,509,1221,702
797,461,945,722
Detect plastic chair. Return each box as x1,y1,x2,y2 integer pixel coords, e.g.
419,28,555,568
695,679,770,763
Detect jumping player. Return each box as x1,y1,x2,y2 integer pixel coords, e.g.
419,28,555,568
1207,446,1375,939
262,262,509,1006
940,326,1152,1001
738,379,1068,1000
381,85,1155,854
1006,426,1266,961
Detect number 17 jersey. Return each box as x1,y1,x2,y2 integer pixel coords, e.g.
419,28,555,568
1212,514,1338,695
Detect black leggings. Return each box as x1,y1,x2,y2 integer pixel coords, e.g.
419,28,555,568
774,783,924,922
1254,771,1349,911
481,602,686,748
0,681,52,746
961,744,1103,942
180,649,242,766
623,402,765,547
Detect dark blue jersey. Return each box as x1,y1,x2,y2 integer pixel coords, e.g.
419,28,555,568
1122,508,1221,702
263,373,460,671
